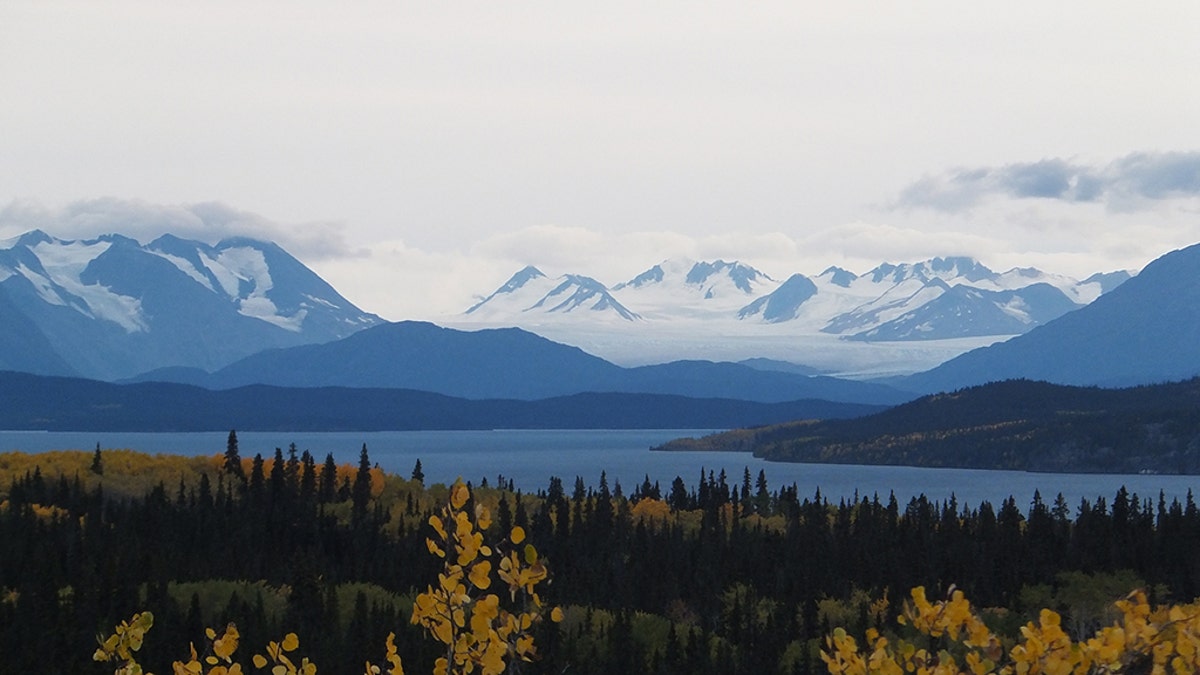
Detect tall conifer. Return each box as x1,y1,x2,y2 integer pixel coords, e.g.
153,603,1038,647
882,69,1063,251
223,430,245,481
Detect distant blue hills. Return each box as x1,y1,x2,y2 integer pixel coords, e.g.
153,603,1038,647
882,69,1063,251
130,320,913,406
0,370,884,432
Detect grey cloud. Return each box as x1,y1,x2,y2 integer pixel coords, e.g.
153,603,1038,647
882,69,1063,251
999,159,1077,199
896,172,990,212
896,152,1200,212
0,198,364,261
1108,152,1200,200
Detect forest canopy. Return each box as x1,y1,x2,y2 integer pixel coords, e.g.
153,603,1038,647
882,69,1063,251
2,444,1199,674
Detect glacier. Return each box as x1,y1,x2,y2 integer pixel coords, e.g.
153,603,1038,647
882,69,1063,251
448,254,1132,378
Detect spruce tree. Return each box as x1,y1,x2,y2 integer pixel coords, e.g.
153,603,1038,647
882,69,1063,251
248,453,265,503
90,443,103,475
299,450,317,505
223,430,245,481
319,452,338,503
352,443,373,521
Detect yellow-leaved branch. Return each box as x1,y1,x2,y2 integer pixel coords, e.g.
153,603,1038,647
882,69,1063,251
412,478,562,675
823,586,1200,675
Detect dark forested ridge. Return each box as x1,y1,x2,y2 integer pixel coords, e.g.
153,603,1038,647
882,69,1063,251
3,447,1200,674
655,378,1200,474
0,370,882,431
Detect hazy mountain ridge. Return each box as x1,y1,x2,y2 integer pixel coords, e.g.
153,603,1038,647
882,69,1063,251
143,320,912,406
0,370,883,431
0,230,382,380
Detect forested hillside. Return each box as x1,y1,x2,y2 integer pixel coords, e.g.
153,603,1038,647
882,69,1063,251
3,445,1199,673
656,378,1200,473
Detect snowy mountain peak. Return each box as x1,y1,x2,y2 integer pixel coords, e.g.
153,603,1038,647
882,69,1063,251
867,256,995,285
467,268,638,321
505,265,547,290
14,229,55,247
96,233,142,248
613,258,695,291
867,262,902,284
685,260,772,294
926,256,994,282
819,266,858,287
0,230,382,380
530,275,640,321
12,234,147,333
466,266,547,314
614,264,665,290
738,273,818,323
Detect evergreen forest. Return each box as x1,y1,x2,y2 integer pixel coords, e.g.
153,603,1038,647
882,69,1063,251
655,378,1200,474
3,437,1200,674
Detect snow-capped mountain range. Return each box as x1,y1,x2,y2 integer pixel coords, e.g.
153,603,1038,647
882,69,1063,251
461,256,1126,336
0,227,1139,384
0,230,381,380
449,256,1131,375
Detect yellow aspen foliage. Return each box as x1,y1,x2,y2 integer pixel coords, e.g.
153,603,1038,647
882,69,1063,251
252,633,317,675
823,586,1200,675
369,466,388,497
364,633,405,675
410,478,561,675
93,611,156,675
28,503,70,521
630,498,672,523
171,623,246,675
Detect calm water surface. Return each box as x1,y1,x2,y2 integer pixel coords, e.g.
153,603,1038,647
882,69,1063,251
3,429,1198,509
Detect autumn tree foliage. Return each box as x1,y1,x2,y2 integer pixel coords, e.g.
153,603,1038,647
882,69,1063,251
823,586,1200,675
412,479,562,675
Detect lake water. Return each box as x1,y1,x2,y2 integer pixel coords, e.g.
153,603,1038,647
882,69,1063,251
3,429,1198,510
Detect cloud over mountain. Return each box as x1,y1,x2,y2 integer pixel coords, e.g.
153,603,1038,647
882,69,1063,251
0,199,360,262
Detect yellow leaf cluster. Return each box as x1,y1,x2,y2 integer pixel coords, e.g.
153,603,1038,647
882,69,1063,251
823,586,1200,675
252,632,317,675
93,611,156,675
170,624,246,675
94,615,322,675
364,632,405,675
409,478,561,675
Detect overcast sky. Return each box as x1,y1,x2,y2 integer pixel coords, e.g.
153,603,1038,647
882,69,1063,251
3,2,1200,319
